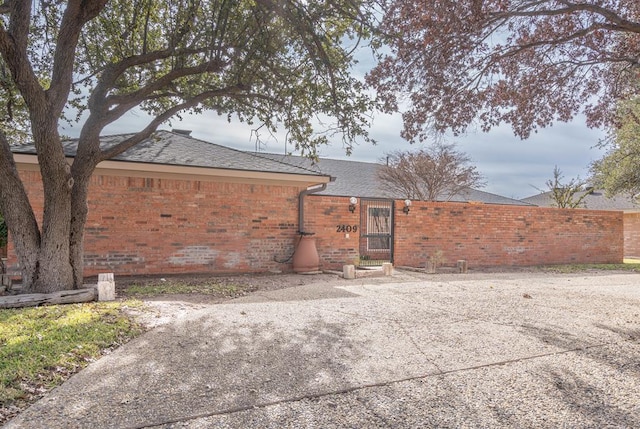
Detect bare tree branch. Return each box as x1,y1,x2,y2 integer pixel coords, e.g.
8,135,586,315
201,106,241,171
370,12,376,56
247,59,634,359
377,142,486,201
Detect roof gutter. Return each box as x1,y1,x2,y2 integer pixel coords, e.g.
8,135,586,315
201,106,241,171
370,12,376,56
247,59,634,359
298,178,335,234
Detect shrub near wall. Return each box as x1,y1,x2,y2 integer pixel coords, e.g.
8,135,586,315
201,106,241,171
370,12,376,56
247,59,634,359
8,170,305,277
306,196,623,270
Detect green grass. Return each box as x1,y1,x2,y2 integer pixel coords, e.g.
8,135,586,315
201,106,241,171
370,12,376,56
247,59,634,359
121,280,254,298
0,301,144,413
541,262,640,274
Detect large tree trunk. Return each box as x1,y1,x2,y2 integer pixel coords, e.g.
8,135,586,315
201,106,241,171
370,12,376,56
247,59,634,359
27,126,77,292
0,132,97,293
0,154,84,293
0,1,109,293
0,132,42,288
69,175,91,288
0,123,83,293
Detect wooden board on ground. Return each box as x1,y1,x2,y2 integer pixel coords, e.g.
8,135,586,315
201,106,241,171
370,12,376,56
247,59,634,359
0,287,97,309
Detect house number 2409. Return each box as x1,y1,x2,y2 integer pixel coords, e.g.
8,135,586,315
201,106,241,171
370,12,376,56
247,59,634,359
336,225,358,233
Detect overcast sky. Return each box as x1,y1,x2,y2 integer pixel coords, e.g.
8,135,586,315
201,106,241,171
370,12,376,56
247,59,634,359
74,106,606,201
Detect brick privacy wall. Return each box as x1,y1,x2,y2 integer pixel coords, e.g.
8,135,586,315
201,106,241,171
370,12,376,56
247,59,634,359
7,170,304,276
394,202,622,267
624,212,640,258
305,196,623,269
7,172,624,277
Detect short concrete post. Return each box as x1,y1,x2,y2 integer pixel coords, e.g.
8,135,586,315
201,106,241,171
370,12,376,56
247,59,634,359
457,260,468,274
0,258,10,291
425,260,436,274
382,262,393,276
343,264,356,280
96,272,116,301
1,274,12,290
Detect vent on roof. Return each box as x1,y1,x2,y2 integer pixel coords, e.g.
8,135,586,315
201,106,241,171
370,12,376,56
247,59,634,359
172,129,192,136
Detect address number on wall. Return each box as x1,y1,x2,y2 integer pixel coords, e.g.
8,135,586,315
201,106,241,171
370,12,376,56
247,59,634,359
336,225,358,233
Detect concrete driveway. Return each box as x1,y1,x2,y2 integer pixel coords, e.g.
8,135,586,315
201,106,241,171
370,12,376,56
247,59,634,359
5,271,640,428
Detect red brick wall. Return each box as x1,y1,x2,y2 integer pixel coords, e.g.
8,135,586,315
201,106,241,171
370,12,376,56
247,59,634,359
395,201,622,267
302,195,361,268
7,171,624,278
8,170,304,276
624,212,640,258
305,196,623,269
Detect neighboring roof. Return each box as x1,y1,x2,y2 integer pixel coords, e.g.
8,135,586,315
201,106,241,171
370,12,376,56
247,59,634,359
255,152,532,206
522,189,640,211
12,130,325,178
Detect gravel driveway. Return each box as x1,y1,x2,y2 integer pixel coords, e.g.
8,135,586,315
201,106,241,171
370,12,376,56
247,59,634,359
5,270,640,428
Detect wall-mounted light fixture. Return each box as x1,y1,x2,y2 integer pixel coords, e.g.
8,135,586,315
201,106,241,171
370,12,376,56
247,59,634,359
349,197,358,213
403,199,411,214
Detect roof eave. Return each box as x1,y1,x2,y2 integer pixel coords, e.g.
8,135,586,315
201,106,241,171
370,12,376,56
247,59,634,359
13,153,331,187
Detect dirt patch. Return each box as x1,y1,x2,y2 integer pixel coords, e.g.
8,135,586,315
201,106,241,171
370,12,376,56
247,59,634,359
113,264,636,301
106,265,639,328
114,272,345,328
115,272,341,301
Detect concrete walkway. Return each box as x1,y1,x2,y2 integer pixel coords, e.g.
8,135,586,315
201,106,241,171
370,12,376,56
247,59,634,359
5,271,640,428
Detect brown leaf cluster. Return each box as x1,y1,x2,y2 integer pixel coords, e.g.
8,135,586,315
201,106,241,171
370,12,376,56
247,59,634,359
368,0,640,141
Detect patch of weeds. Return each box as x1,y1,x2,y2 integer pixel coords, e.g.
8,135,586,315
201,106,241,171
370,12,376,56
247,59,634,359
121,280,256,299
541,263,640,273
0,300,144,424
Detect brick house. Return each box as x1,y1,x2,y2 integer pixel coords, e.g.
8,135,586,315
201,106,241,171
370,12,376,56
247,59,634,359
5,130,623,279
8,130,331,277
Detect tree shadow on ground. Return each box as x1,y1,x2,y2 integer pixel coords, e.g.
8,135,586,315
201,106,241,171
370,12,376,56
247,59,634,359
9,315,365,429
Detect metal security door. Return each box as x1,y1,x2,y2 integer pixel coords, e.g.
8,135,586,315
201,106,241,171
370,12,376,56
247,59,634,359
358,199,394,266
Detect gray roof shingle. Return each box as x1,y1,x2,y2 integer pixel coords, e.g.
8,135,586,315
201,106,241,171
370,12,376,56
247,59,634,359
13,130,324,177
255,153,531,206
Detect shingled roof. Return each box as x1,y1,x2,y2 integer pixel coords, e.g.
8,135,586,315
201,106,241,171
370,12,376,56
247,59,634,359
255,153,532,206
12,130,324,178
11,131,543,206
522,189,639,211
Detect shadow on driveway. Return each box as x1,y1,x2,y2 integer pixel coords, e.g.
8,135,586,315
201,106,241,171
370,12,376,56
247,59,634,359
6,272,640,428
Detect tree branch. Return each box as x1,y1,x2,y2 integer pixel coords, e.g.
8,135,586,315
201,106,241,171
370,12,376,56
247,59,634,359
98,85,256,160
492,1,640,34
0,2,46,111
48,0,108,113
104,58,228,107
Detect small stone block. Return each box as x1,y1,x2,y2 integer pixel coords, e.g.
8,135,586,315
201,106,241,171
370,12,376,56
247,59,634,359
343,264,356,280
1,274,11,289
382,262,393,276
96,272,116,301
457,260,468,274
